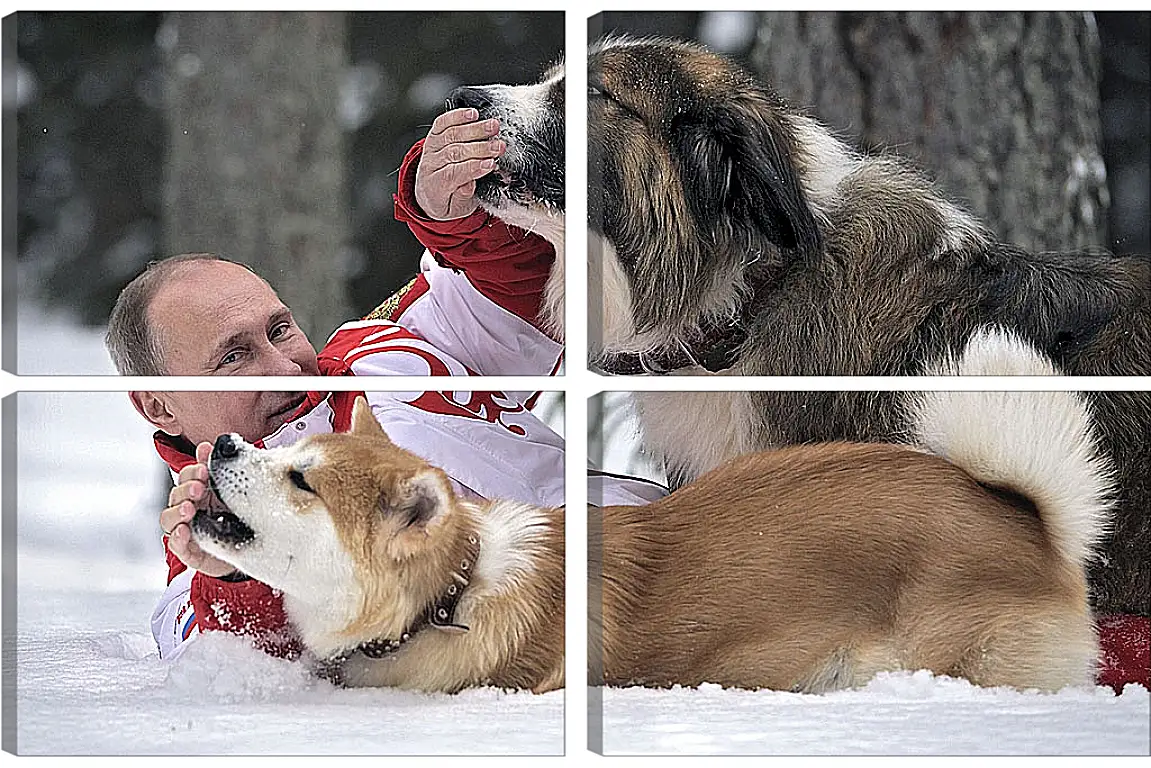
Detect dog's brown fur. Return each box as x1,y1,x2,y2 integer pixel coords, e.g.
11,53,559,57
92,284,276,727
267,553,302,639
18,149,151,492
591,443,1098,693
195,398,565,694
319,402,565,693
588,36,1150,617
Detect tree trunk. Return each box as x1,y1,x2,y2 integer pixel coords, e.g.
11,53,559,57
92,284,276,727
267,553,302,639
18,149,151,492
749,11,1108,251
161,11,351,342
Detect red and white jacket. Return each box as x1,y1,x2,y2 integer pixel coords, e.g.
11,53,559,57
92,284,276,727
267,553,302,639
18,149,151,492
151,140,666,660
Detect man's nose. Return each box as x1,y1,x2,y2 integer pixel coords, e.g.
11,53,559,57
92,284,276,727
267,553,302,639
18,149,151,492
260,345,305,376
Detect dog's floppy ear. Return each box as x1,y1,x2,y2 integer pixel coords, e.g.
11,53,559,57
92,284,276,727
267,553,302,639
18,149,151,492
350,396,391,442
672,94,821,254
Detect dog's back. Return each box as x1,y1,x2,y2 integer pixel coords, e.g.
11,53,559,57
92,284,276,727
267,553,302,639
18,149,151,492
595,370,1110,692
589,36,1148,618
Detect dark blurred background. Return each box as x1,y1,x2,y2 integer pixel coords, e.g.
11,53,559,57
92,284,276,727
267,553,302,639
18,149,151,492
594,11,1149,258
10,11,563,364
9,11,1149,372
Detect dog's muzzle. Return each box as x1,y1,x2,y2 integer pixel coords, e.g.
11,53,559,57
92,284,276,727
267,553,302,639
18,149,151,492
190,489,255,547
192,433,256,547
445,86,494,115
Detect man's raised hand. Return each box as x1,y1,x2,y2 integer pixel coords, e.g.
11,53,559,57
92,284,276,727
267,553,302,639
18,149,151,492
415,108,505,220
160,441,238,579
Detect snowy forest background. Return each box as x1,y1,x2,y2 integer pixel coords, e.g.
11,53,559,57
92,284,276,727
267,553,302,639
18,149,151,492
7,11,1150,374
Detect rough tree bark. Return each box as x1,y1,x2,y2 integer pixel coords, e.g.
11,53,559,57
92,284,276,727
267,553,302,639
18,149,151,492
750,11,1109,252
161,11,351,342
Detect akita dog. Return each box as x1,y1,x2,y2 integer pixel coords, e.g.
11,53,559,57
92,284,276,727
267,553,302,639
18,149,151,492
591,384,1112,693
190,397,565,694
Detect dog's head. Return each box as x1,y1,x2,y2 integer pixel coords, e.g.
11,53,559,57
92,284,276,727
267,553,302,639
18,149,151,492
190,397,473,650
446,60,565,234
588,36,822,353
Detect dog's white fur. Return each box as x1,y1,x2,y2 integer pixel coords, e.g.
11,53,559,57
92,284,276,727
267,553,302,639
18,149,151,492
471,63,566,339
911,328,1114,569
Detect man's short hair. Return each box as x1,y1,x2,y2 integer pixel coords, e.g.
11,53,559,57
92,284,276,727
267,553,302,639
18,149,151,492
105,253,253,376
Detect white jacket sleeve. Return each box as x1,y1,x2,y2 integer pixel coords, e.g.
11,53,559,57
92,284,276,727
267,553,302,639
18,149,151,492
150,568,199,660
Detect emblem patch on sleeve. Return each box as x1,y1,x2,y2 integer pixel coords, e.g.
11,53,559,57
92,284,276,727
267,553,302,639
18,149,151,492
365,277,419,322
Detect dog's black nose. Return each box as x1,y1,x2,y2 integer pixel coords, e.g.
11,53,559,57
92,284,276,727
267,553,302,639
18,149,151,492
446,86,492,113
213,434,240,461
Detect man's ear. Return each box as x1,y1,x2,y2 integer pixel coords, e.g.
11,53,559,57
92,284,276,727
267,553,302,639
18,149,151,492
130,392,181,435
350,396,390,441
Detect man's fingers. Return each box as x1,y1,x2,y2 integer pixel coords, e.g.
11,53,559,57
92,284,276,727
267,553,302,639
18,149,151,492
168,524,236,578
428,137,505,168
196,441,212,464
429,107,480,135
167,478,205,508
160,500,195,537
427,156,498,191
417,159,497,220
426,110,499,150
175,461,208,486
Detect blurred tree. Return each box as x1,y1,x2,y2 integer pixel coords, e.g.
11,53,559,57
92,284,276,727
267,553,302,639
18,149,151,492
161,11,351,343
1097,12,1150,253
13,11,562,361
749,11,1108,252
14,12,164,327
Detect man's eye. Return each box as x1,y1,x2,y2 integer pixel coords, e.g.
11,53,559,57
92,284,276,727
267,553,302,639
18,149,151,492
289,469,314,493
269,322,291,341
220,349,244,367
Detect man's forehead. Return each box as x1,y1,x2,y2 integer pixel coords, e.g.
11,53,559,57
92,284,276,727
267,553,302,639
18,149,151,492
147,260,286,367
160,258,264,289
150,261,279,314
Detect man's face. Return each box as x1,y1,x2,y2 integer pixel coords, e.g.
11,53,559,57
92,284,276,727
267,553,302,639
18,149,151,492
135,260,322,446
148,260,319,378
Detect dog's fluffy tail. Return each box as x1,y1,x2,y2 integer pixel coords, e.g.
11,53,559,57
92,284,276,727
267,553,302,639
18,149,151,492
911,327,1114,571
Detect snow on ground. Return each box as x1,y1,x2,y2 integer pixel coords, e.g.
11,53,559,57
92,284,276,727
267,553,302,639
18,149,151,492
598,675,1148,755
7,306,1150,756
15,591,561,755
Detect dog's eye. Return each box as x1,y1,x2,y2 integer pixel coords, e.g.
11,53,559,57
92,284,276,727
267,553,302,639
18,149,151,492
289,469,314,493
588,85,603,98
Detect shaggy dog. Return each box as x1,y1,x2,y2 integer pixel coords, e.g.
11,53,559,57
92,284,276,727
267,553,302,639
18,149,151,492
587,36,1150,617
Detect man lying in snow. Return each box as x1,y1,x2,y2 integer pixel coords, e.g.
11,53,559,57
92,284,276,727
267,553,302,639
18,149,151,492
106,107,660,665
